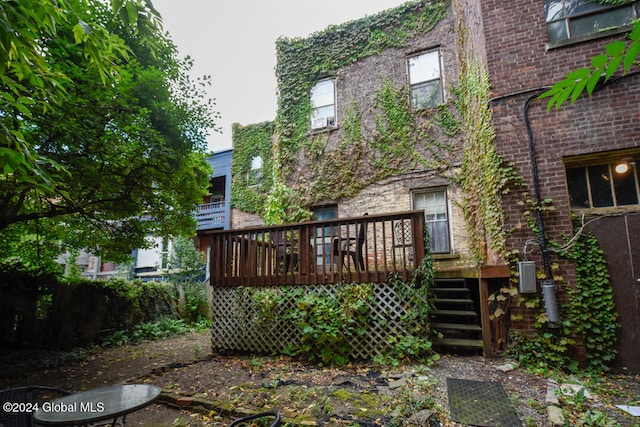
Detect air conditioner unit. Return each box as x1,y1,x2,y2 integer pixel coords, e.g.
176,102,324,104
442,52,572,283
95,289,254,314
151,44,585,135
311,117,327,129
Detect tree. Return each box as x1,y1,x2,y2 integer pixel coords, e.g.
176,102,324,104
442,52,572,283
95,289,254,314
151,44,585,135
0,0,219,261
165,236,208,321
0,0,157,189
540,19,640,110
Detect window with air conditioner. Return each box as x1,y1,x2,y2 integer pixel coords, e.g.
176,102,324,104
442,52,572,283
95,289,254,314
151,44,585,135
310,79,335,130
408,50,443,110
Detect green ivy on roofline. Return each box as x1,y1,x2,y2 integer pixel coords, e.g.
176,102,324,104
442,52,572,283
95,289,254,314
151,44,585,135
230,121,275,215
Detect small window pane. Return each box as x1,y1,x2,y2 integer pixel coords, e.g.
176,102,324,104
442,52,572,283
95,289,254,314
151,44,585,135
588,164,614,207
428,221,450,253
613,167,639,205
545,0,566,22
567,0,609,15
250,156,263,170
566,167,590,209
547,21,569,42
411,80,442,109
311,105,334,121
409,51,440,84
570,7,635,37
311,81,334,108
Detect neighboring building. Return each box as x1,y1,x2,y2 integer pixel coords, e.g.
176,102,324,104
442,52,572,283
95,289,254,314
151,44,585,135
196,149,233,279
130,149,234,280
196,149,233,232
460,0,640,371
58,150,233,281
57,249,128,280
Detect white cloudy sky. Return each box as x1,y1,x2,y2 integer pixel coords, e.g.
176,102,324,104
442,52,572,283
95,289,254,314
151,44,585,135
151,0,406,152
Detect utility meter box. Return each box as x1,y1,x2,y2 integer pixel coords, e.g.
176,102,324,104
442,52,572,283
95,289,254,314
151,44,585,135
518,261,537,293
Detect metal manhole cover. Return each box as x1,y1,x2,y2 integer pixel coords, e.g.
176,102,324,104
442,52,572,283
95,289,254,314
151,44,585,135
446,378,521,426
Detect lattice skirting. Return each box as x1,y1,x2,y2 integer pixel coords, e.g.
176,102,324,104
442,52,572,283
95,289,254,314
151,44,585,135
210,283,418,360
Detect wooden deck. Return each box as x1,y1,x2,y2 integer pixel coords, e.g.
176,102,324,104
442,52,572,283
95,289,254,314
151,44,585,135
202,211,426,287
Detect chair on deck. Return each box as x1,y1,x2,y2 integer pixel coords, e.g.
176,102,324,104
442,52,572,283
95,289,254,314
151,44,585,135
230,411,281,427
271,230,298,274
0,386,70,427
333,213,368,271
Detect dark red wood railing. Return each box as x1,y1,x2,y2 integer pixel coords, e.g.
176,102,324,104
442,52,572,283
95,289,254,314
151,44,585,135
207,211,425,287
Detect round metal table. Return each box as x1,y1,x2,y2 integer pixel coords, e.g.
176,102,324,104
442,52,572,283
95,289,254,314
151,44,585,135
33,384,161,426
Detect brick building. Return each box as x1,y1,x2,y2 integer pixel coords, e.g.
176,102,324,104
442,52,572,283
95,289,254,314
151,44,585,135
202,0,640,371
461,0,640,371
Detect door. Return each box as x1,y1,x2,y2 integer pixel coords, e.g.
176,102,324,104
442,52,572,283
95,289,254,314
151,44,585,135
311,206,338,269
587,213,640,373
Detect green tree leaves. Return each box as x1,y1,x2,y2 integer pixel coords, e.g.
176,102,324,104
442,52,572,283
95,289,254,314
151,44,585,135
0,0,218,262
540,20,640,110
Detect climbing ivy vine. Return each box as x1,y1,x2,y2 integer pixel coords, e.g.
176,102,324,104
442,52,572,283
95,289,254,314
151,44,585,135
561,221,618,373
269,0,448,216
455,59,522,264
230,121,275,215
508,222,618,374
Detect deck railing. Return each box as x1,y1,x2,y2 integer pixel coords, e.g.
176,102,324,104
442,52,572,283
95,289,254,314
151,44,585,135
208,211,425,286
195,201,226,230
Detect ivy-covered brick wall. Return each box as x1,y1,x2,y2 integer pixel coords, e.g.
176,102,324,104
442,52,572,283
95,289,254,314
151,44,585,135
273,1,460,209
229,0,488,268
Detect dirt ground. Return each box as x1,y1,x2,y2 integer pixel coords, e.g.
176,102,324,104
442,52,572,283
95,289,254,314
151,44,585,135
1,331,639,426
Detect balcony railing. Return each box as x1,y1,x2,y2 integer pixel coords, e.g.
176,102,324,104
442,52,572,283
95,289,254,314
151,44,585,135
208,211,425,287
195,201,226,230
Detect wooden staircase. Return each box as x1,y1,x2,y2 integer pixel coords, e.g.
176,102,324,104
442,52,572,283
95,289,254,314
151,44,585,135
431,278,484,352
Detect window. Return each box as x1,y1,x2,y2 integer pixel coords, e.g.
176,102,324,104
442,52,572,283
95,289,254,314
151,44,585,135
414,189,450,253
408,50,443,109
545,0,640,43
566,160,639,209
247,155,263,186
311,205,338,267
310,79,335,130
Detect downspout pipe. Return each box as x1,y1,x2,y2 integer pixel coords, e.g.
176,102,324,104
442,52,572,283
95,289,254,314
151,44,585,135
524,93,561,324
524,94,552,280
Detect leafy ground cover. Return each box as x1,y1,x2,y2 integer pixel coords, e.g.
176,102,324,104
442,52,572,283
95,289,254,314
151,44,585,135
1,331,638,426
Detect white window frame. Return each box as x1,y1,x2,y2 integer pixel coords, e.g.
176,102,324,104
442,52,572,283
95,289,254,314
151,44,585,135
408,49,443,110
247,155,263,187
310,79,336,130
413,188,451,254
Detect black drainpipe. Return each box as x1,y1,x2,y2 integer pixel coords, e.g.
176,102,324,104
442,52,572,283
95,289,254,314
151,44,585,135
523,93,561,324
524,94,552,279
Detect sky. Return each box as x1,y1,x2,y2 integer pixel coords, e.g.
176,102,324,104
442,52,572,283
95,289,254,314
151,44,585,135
151,0,407,153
